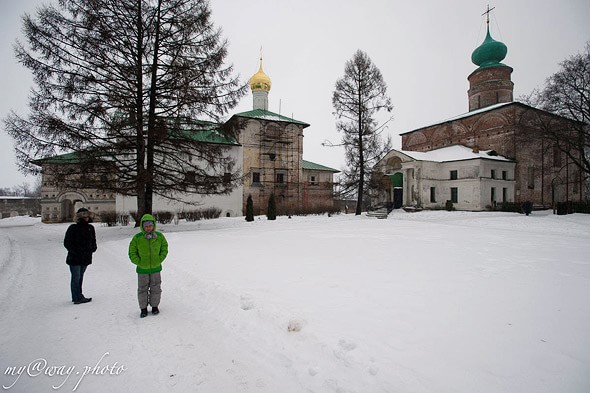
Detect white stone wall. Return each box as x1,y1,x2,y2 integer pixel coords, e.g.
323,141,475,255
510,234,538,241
116,145,243,218
419,160,515,210
374,150,516,211
116,190,243,218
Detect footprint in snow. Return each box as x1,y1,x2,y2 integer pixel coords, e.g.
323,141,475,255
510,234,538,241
240,295,254,311
338,339,357,351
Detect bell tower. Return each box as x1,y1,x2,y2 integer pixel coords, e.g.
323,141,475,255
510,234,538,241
467,7,513,111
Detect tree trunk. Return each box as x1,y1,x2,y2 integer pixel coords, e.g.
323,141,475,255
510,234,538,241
135,0,146,226
356,85,364,215
145,0,163,216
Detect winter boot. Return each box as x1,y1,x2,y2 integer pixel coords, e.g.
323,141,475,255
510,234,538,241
74,297,92,304
152,307,159,315
140,308,148,318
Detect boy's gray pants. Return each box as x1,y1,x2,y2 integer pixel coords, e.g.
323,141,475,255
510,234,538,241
138,272,161,309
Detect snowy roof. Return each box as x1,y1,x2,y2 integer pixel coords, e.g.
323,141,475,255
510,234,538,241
233,109,310,127
441,102,514,123
0,196,38,200
397,145,513,163
399,102,515,135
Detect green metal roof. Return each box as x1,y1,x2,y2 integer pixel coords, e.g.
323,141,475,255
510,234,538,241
172,127,239,145
32,152,84,165
302,160,339,173
32,120,239,166
171,119,239,145
233,109,310,127
190,129,239,145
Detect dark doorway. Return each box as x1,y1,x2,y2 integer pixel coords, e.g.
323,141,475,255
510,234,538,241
393,188,403,209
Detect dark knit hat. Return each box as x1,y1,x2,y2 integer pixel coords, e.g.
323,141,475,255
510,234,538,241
76,207,92,220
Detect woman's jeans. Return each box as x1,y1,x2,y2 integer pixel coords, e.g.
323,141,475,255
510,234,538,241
69,265,88,302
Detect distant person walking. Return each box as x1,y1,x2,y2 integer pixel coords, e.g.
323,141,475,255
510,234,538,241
128,214,169,318
64,207,97,304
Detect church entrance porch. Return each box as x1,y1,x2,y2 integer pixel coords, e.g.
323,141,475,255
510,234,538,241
372,172,405,211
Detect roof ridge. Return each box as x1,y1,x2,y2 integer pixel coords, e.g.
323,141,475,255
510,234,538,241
233,109,310,127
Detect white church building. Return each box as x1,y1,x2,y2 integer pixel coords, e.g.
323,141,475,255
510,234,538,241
372,145,516,211
35,59,339,222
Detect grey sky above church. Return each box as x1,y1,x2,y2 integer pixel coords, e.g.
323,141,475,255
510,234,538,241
1,0,589,188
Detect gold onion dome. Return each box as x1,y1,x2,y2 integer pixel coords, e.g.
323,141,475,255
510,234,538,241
249,58,271,92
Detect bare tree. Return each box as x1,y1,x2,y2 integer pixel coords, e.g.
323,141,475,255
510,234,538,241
0,181,38,197
4,0,247,218
524,42,590,177
332,50,393,215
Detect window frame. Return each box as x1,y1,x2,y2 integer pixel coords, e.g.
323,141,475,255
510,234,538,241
450,187,458,204
252,171,261,184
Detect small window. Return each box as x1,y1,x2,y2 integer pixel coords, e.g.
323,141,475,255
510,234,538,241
430,187,436,203
450,170,458,180
252,172,261,184
553,145,561,168
491,187,496,202
527,167,535,189
450,187,458,203
276,173,285,184
309,175,318,185
491,170,496,179
502,171,507,180
502,187,508,202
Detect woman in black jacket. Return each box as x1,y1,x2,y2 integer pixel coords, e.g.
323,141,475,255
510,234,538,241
64,208,97,304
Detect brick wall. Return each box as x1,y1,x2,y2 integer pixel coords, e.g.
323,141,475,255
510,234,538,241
401,103,585,207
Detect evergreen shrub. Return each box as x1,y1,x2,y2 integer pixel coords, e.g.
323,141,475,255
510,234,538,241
246,195,254,222
267,193,277,220
153,211,174,224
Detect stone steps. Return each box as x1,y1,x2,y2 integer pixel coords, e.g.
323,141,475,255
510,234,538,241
366,208,389,219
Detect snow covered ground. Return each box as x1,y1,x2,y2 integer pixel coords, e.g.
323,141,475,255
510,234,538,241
0,210,589,393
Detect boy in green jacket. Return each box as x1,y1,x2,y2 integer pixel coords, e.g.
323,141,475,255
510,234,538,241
129,214,169,318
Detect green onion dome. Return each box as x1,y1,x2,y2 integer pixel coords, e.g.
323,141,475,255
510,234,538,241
471,26,508,68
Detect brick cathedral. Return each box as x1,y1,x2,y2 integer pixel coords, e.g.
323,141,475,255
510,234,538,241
397,19,585,208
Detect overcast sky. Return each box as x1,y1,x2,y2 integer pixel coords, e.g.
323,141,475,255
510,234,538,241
1,0,589,188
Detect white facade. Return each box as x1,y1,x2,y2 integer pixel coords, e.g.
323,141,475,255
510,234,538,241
373,145,516,211
116,144,243,217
